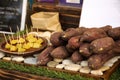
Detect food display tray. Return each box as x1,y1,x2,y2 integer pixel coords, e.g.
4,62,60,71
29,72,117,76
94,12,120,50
0,37,48,56
0,58,120,80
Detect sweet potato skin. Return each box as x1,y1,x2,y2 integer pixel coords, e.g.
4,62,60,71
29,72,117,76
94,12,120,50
37,46,54,66
71,51,83,63
50,46,69,59
100,25,112,32
66,44,75,53
90,37,115,54
80,28,107,42
79,43,92,57
50,32,65,47
88,50,119,70
67,36,82,50
61,27,87,41
107,27,120,40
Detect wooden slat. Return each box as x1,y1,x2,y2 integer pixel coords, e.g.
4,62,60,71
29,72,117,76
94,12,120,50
0,68,62,80
60,14,80,25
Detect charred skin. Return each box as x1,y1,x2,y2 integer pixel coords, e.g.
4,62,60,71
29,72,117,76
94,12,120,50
50,46,69,59
80,28,107,42
79,43,92,58
50,32,65,47
37,46,54,66
66,44,75,53
88,50,119,70
61,28,86,41
90,37,115,54
107,27,120,40
71,51,83,63
67,36,82,50
100,25,112,32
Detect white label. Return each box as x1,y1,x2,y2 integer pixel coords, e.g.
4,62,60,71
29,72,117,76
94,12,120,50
66,0,80,4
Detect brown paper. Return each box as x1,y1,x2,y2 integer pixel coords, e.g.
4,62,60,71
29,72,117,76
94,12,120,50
31,12,63,32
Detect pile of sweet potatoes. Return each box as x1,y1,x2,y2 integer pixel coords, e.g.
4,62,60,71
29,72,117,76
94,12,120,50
37,25,120,70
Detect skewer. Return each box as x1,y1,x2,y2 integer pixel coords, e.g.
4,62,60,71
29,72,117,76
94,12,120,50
3,33,8,44
26,24,28,35
22,31,27,44
8,35,12,44
9,27,14,40
36,27,39,39
17,26,21,53
17,26,20,39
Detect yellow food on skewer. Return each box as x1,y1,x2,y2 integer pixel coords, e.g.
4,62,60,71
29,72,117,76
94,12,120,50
36,38,43,44
27,42,33,48
10,45,17,51
16,44,22,49
5,43,11,49
16,43,26,52
10,39,18,45
4,32,45,53
26,34,34,40
23,43,31,49
27,37,37,43
18,47,26,52
33,42,42,48
18,38,25,43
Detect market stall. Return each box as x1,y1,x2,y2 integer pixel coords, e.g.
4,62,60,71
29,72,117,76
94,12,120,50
0,0,120,80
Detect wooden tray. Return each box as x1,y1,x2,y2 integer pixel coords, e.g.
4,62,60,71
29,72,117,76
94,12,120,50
0,37,48,56
1,59,120,80
44,59,120,80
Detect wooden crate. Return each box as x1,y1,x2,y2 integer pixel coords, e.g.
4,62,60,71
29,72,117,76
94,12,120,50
32,3,82,30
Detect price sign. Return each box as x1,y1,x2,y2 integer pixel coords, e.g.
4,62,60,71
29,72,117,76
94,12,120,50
0,0,27,33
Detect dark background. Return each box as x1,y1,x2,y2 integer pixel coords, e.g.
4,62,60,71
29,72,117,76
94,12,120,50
0,0,23,32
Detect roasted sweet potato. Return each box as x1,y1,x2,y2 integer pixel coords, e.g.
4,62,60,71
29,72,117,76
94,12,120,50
88,50,119,70
80,28,107,42
61,28,85,41
37,46,54,66
79,43,92,57
50,32,65,47
75,27,88,34
115,40,120,47
50,46,69,59
100,25,112,32
71,51,83,63
107,27,120,40
112,41,120,54
66,44,75,53
90,37,115,54
67,36,82,50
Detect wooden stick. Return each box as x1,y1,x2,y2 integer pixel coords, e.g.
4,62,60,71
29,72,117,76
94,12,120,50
8,35,12,44
17,26,21,53
17,26,20,39
26,24,28,35
36,27,39,39
9,27,14,40
3,33,8,43
22,31,26,44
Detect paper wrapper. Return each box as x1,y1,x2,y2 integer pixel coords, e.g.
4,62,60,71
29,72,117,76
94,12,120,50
31,12,63,32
